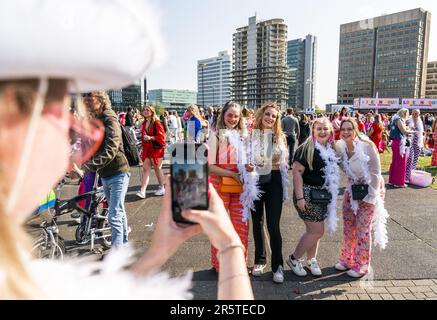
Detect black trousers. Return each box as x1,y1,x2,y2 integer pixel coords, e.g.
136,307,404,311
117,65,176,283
286,135,296,167
251,171,284,272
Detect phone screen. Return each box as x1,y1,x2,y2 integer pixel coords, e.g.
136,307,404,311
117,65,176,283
170,143,209,224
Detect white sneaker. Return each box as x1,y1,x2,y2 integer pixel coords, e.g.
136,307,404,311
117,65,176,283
252,264,266,277
154,187,165,196
334,262,348,271
347,269,365,278
273,266,284,283
286,256,307,277
136,191,146,199
307,258,322,276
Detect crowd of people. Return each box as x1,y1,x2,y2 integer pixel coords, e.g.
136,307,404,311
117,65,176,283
102,100,437,286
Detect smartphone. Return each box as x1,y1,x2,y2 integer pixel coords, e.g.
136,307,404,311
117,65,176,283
170,143,209,224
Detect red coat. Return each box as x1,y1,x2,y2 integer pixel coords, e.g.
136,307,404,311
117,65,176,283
141,120,166,165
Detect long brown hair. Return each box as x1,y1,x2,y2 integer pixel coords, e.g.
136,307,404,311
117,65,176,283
215,101,244,131
0,79,69,299
143,105,159,129
339,118,377,152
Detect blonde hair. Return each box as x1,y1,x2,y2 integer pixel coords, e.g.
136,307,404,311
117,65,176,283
0,78,69,299
254,102,284,142
187,103,208,127
397,108,409,120
297,117,335,171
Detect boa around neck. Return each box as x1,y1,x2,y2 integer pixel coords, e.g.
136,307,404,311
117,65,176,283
314,141,340,233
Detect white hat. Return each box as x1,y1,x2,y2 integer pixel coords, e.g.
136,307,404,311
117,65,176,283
0,0,163,92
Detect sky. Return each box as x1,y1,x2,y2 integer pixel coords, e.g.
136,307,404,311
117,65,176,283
145,0,437,107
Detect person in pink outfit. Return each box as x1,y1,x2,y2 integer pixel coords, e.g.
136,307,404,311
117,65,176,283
334,119,389,278
388,109,416,188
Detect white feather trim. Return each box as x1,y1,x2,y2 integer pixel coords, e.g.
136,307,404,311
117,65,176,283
278,137,290,201
314,142,340,233
223,130,261,223
23,246,193,300
338,139,389,250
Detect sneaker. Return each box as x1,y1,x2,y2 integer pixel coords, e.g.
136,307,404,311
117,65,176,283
154,187,165,196
273,265,284,284
347,269,366,278
334,262,348,271
286,255,307,277
307,258,322,276
252,264,266,277
136,191,146,199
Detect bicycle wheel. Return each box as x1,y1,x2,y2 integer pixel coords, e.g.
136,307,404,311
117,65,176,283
97,208,112,249
32,234,48,259
75,224,87,244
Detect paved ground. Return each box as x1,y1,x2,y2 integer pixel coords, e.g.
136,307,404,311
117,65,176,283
53,162,437,300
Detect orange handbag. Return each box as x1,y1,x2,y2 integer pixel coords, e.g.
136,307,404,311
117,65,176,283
219,176,243,193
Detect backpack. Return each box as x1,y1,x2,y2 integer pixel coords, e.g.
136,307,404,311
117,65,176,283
120,125,140,166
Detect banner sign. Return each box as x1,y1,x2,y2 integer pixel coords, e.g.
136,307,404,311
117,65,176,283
401,99,437,109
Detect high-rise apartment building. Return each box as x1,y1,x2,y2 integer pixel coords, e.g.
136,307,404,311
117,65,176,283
197,51,231,107
232,15,288,109
426,61,437,99
287,35,317,110
338,8,431,104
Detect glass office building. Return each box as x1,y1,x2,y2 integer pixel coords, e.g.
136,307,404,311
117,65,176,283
338,8,431,104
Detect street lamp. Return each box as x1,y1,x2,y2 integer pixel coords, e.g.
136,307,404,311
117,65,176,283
199,63,205,107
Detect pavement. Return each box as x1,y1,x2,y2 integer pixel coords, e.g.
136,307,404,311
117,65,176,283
54,162,437,300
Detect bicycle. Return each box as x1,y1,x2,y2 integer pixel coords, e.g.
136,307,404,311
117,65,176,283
28,180,68,260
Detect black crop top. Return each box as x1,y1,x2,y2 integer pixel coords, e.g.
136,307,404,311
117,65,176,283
293,146,326,187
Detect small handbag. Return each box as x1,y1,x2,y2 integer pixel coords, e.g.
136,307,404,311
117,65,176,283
258,173,272,185
310,189,332,204
219,176,243,193
351,184,369,201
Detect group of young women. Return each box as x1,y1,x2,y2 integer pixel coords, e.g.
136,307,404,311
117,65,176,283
207,101,389,283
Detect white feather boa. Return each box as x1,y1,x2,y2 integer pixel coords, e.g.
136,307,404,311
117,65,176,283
14,246,193,300
223,130,261,223
249,132,289,201
278,137,290,201
314,142,340,233
338,139,389,250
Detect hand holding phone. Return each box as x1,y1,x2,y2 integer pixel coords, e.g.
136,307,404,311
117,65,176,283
171,143,209,224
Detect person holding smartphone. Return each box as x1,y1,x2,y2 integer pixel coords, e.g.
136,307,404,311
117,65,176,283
0,0,253,300
287,117,340,277
208,101,256,273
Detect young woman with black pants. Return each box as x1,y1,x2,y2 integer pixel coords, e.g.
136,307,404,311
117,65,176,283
250,103,289,283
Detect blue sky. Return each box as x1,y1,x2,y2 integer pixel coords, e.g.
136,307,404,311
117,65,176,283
146,0,437,107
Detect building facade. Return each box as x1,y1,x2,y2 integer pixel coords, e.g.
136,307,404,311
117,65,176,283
287,35,317,111
107,78,146,111
232,15,288,109
337,8,431,104
197,51,231,107
426,61,437,99
147,89,197,111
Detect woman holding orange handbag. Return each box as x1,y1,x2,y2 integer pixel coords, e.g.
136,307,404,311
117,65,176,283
208,101,260,273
